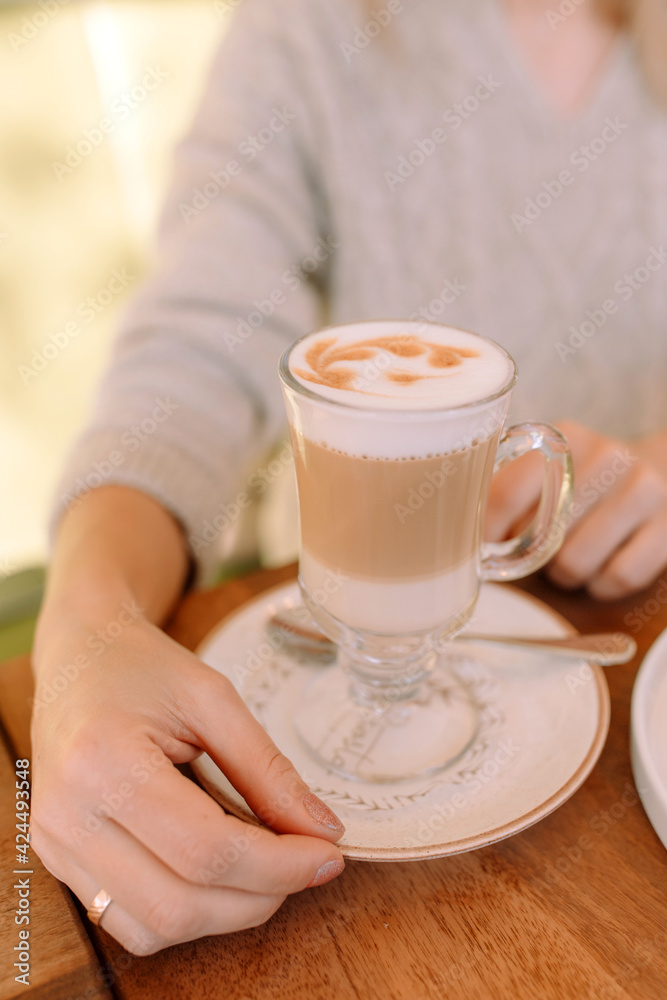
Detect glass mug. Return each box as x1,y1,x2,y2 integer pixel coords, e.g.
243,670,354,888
279,320,572,782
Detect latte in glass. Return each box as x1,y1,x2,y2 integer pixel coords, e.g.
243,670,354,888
284,321,515,634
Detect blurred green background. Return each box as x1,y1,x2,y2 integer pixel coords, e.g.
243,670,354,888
0,0,231,660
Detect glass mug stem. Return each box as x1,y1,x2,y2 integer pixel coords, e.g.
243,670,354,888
299,589,443,702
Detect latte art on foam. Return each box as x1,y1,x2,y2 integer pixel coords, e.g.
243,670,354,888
288,321,514,411
295,335,478,392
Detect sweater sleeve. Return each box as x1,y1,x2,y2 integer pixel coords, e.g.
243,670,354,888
50,0,335,582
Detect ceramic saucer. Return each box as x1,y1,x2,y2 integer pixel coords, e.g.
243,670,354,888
631,625,667,851
191,581,610,860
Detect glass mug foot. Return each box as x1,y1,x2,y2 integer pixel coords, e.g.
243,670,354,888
293,651,481,783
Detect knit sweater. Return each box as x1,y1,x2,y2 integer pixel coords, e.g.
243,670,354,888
53,0,667,579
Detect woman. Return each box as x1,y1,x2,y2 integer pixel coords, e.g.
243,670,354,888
31,0,667,954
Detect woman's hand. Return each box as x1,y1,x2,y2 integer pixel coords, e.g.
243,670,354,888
30,613,345,955
485,420,667,599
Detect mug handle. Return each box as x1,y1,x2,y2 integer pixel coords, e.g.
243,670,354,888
481,423,573,582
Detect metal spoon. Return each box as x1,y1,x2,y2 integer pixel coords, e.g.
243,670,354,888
267,607,637,666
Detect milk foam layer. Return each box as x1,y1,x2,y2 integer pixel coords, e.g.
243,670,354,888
282,321,515,459
301,550,479,634
288,321,514,411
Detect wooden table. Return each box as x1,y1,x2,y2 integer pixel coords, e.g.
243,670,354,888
2,564,667,1000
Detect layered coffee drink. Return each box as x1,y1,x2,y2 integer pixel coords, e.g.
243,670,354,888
279,320,570,783
282,321,515,635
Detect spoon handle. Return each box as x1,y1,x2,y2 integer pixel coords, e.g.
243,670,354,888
455,632,636,665
268,610,637,666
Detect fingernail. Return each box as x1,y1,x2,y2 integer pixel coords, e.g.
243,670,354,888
307,858,345,888
303,792,345,833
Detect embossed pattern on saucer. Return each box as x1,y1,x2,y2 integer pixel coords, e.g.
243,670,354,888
191,582,610,861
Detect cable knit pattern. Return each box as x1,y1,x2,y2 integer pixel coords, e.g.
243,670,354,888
52,0,667,579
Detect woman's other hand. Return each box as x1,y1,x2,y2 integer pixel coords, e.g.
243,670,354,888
485,420,667,599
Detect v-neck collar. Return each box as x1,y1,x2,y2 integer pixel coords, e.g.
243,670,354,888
481,0,630,134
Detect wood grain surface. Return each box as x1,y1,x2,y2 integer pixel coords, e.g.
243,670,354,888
1,564,666,1000
0,720,111,1000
